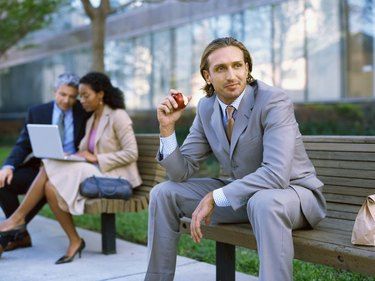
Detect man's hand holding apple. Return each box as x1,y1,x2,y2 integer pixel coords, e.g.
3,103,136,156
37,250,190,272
157,90,190,137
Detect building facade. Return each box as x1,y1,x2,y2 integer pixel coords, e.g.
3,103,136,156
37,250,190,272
0,0,373,119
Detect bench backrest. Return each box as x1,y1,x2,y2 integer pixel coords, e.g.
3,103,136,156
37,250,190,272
303,136,375,231
132,133,166,202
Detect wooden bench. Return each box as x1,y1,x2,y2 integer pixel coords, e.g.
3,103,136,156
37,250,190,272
84,133,165,254
180,136,375,279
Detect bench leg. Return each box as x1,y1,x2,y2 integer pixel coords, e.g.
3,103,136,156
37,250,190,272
216,241,235,281
101,213,116,254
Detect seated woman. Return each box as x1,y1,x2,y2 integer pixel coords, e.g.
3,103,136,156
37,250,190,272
0,72,142,264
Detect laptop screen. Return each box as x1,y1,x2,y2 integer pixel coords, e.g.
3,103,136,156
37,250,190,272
27,124,66,159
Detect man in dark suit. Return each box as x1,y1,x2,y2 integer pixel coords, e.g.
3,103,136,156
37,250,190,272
0,73,90,256
145,37,326,281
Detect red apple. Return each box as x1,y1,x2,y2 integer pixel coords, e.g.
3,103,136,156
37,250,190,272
171,92,188,109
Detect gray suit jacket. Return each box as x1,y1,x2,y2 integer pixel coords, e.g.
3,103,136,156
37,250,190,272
160,80,326,227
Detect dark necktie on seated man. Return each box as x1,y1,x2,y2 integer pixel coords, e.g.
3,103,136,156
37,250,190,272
225,105,235,143
58,111,65,144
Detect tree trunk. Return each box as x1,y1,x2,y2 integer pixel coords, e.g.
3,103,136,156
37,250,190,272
91,14,106,72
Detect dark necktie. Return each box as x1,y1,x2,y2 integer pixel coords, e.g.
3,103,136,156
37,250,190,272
225,105,235,142
58,111,65,143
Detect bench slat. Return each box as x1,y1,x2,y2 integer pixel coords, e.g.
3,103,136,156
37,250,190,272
327,202,361,213
308,151,375,162
324,193,367,206
305,142,375,152
303,136,375,143
312,159,375,170
325,210,358,221
319,175,375,189
323,185,374,197
316,167,375,180
315,217,355,232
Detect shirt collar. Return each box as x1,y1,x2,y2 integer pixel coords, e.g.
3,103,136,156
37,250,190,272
216,88,246,118
54,102,73,115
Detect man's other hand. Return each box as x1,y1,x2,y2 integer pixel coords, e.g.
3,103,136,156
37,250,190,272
190,191,215,243
0,167,13,188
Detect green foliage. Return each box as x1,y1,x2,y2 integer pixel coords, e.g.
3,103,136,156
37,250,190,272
178,236,216,263
293,260,375,281
0,0,66,57
0,136,17,146
296,103,375,135
236,247,259,275
0,146,12,164
115,211,149,244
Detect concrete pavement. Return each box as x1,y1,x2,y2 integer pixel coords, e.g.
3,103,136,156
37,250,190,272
0,215,258,281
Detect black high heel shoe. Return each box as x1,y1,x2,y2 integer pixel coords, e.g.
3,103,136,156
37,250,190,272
0,223,26,236
55,239,86,264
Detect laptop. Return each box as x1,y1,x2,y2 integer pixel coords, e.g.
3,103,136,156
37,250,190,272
27,124,86,162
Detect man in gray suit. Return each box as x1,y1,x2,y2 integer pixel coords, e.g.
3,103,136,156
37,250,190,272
145,37,326,281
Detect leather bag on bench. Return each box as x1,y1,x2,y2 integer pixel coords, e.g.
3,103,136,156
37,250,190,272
80,175,132,200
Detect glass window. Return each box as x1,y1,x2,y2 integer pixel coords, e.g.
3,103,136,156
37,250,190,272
191,19,216,102
244,5,273,85
347,0,374,98
0,64,44,114
152,30,172,107
216,14,232,38
231,13,244,41
273,0,306,102
131,35,152,110
306,0,341,101
105,39,134,108
89,37,152,111
0,47,91,116
174,25,193,98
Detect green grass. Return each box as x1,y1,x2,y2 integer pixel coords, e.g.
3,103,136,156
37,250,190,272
1,146,375,280
39,207,375,281
0,146,12,162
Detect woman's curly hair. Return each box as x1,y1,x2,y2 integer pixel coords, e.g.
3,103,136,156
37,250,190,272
79,72,125,109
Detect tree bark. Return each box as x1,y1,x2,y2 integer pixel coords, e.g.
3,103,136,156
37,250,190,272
91,14,106,72
81,0,111,73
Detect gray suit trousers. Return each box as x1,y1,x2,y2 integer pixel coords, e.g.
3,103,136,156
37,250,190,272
145,178,310,281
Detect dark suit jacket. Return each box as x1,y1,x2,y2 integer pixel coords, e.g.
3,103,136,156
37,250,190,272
4,101,90,169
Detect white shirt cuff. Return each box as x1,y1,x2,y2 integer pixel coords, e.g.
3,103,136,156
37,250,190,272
213,188,231,207
160,133,231,208
160,132,178,158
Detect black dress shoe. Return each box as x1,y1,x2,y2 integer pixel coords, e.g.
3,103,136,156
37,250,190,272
4,231,32,251
55,239,86,265
0,223,26,236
